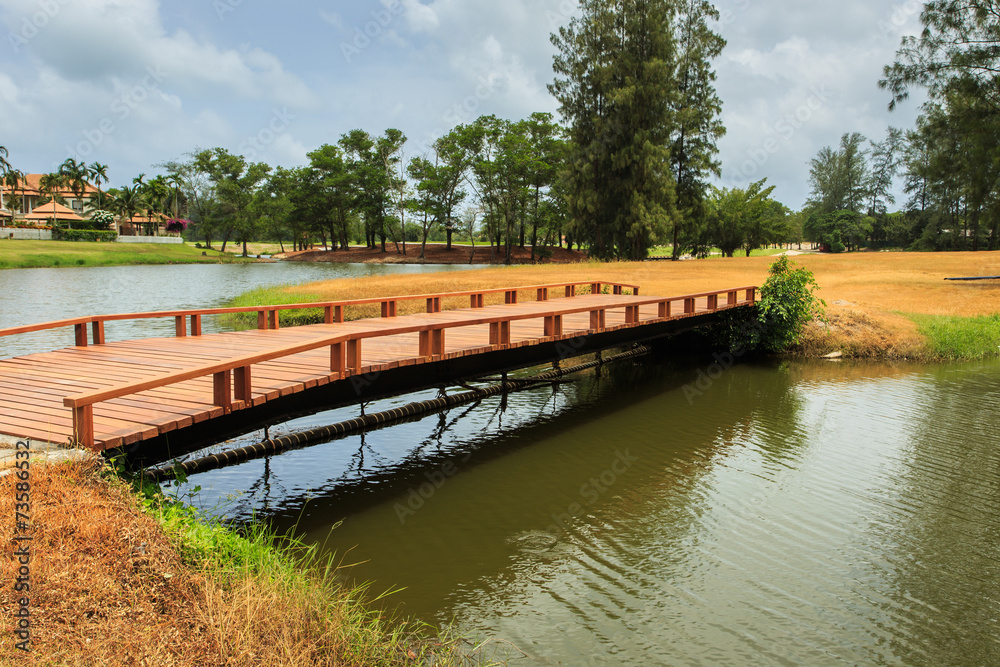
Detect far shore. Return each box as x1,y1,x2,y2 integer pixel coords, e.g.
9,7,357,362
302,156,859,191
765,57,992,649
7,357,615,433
270,242,588,265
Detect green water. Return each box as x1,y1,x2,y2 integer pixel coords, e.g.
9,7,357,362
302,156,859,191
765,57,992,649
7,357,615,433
185,354,1000,665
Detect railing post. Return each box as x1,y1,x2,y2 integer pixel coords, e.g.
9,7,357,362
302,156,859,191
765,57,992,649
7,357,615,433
728,291,737,306
746,287,756,304
420,327,446,358
489,321,510,347
684,298,696,314
75,323,88,347
347,339,361,372
536,287,548,301
268,310,279,329
190,314,202,336
175,316,187,338
330,341,346,375
544,314,563,337
257,311,268,330
658,301,671,318
470,293,484,308
613,285,622,295
565,285,575,298
626,305,639,324
425,297,440,313
382,300,397,317
91,320,105,345
591,282,601,295
633,287,640,296
505,290,518,304
325,306,333,324
589,309,606,330
72,405,95,449
234,366,251,404
707,294,718,311
213,370,232,408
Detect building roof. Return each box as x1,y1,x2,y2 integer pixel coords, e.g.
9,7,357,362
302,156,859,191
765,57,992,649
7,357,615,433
7,174,100,198
24,201,85,221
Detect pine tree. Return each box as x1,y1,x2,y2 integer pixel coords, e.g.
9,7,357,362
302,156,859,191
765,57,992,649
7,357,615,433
550,0,680,261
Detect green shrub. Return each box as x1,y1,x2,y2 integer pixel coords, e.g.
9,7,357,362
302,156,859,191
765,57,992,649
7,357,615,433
713,255,825,353
57,229,118,242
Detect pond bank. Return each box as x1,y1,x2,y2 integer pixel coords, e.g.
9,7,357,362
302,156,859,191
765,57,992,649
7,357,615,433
0,456,485,665
0,239,259,270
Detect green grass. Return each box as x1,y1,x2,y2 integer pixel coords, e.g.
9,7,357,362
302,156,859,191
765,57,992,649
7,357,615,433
0,239,257,269
648,245,788,258
221,285,328,328
909,313,1000,360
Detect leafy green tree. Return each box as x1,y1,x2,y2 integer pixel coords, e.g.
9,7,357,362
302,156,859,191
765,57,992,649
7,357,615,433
706,178,776,257
308,144,357,250
550,0,680,260
807,132,869,214
193,148,271,255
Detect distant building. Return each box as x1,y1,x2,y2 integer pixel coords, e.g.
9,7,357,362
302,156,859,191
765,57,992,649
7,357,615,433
0,173,100,224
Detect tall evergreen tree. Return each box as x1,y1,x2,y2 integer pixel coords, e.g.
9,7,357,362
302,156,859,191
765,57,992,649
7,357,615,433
550,0,680,260
669,0,726,260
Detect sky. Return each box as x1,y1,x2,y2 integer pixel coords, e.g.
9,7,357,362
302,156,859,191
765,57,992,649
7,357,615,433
0,0,927,209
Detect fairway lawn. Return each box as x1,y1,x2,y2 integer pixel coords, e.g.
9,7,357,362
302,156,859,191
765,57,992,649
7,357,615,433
247,250,1000,360
0,239,253,269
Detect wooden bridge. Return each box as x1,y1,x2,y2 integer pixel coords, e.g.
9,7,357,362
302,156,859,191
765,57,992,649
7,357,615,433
0,280,756,457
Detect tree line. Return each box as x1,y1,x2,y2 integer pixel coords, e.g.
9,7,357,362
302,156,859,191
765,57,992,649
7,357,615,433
804,1,1000,252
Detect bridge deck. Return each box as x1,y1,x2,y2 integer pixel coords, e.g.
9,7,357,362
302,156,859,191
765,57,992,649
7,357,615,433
0,287,754,451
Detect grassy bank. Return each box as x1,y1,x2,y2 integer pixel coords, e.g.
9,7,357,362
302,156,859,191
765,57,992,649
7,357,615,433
0,457,501,666
0,239,257,269
222,252,1000,361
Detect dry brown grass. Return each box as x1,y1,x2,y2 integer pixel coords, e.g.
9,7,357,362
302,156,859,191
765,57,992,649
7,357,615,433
265,251,1000,359
0,457,213,666
0,460,440,666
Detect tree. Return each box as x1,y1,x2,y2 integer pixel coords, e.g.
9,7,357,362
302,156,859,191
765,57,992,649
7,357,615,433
193,148,271,255
59,158,90,214
669,0,726,260
550,0,680,260
880,0,1000,112
807,132,869,214
0,147,19,217
88,162,110,210
307,144,357,251
865,127,904,218
109,183,142,233
706,178,776,257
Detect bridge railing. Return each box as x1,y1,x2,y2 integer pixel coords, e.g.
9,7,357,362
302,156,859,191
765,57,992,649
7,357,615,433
0,280,641,347
59,284,757,449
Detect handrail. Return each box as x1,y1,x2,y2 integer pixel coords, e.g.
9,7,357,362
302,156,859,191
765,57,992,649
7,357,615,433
0,280,641,346
58,284,757,448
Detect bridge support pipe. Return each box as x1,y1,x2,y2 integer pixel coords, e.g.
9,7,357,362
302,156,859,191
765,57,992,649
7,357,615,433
142,344,655,483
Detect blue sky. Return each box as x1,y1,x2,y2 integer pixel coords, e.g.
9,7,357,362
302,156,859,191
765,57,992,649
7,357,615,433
0,0,925,208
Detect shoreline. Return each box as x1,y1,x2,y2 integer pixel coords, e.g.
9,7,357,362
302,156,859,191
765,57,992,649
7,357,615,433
270,243,588,265
0,239,261,270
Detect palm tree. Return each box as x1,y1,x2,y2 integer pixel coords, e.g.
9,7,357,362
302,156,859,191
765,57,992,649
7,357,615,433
109,184,141,235
0,147,12,218
59,158,90,213
88,162,109,210
38,172,67,204
2,170,23,219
